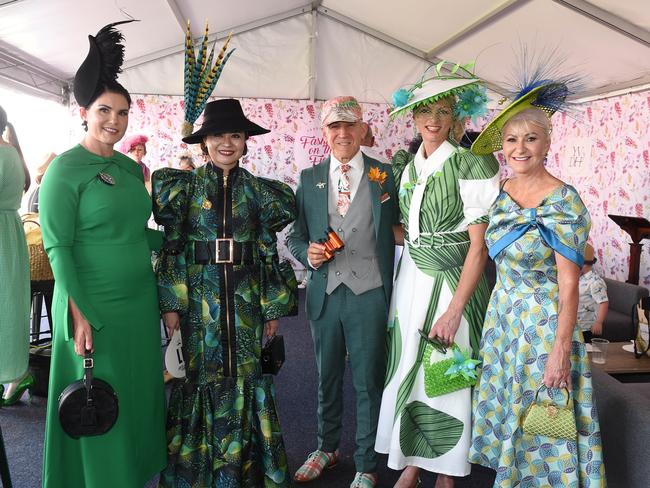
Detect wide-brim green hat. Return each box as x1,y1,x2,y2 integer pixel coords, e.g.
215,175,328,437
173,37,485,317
471,83,567,155
390,77,480,118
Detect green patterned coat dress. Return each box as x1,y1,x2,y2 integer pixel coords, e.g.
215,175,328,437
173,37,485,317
468,184,606,487
375,141,500,476
152,163,297,488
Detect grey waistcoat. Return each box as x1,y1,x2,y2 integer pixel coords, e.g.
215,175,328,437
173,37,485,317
326,173,382,295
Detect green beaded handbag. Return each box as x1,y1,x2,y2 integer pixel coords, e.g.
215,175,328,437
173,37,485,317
419,330,480,398
522,386,577,440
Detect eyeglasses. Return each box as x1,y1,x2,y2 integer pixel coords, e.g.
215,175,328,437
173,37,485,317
413,106,453,119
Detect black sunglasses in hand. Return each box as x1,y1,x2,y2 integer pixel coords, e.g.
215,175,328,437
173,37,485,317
418,329,448,354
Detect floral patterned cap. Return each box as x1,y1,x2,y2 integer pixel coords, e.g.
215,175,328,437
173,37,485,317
321,96,363,126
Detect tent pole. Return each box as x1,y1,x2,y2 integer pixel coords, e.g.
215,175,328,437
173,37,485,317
308,8,318,101
553,0,650,47
426,0,526,59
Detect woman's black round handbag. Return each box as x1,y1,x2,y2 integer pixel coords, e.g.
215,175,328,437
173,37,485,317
58,353,119,439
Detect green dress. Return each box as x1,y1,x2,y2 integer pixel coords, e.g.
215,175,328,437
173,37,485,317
375,142,500,476
0,145,30,383
152,163,297,488
39,144,167,488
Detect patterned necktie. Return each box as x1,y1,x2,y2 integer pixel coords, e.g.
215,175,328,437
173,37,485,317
336,163,351,216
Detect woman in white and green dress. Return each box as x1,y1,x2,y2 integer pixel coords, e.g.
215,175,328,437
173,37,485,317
375,68,499,488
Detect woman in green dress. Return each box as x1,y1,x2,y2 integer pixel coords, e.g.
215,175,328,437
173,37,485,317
0,105,32,404
153,98,297,487
39,23,166,487
375,66,500,488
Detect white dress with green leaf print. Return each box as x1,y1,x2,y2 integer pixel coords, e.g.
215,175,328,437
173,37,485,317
375,141,499,476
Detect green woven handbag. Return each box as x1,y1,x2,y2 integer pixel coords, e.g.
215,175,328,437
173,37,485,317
420,331,480,398
522,386,577,440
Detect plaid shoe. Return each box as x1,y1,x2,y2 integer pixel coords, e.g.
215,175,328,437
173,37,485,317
350,472,378,488
293,449,339,482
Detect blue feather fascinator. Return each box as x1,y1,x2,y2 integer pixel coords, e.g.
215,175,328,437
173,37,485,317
471,45,585,155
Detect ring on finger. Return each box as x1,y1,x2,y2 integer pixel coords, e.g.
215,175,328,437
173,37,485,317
559,381,567,388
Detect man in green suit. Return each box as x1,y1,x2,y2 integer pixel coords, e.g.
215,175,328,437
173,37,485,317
288,96,399,488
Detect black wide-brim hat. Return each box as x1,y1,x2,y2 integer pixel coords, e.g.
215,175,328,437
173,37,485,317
182,99,270,144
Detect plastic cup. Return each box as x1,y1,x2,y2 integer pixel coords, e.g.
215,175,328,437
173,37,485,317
591,338,610,364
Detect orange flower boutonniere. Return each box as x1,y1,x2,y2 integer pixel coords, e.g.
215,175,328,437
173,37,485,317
368,166,388,187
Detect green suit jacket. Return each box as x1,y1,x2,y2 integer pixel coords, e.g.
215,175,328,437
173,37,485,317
287,153,399,320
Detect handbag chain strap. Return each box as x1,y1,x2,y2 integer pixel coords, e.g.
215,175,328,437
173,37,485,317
533,385,571,406
83,351,95,405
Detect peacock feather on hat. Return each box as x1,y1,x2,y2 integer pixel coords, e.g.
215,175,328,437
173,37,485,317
182,21,235,137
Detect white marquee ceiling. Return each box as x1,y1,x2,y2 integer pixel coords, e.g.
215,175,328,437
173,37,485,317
0,0,648,104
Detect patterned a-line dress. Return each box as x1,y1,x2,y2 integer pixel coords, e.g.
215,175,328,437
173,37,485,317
153,163,298,488
375,141,500,476
469,184,606,487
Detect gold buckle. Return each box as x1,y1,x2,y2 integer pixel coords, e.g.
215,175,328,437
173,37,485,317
215,238,234,264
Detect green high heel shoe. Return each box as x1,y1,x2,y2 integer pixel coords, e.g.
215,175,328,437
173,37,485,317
1,373,35,406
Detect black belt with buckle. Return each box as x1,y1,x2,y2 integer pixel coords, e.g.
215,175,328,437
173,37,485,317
193,239,257,265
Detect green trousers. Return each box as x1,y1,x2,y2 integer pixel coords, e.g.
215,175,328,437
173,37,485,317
309,284,388,473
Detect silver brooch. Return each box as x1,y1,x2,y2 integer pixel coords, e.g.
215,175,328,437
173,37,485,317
316,182,326,189
97,172,115,185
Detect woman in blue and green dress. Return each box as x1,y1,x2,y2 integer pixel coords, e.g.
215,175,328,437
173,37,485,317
153,98,297,487
375,67,500,488
468,84,606,485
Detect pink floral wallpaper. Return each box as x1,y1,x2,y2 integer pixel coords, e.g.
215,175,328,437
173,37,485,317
116,92,650,287
543,92,650,287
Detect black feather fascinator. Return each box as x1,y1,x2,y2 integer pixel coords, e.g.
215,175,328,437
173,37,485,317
73,20,137,107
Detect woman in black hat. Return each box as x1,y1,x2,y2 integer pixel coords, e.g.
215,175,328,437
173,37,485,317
39,22,166,487
152,98,298,487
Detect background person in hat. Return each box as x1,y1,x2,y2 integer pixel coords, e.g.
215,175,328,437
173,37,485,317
468,70,606,485
375,64,499,488
120,134,151,189
38,21,167,487
287,96,399,488
152,98,298,487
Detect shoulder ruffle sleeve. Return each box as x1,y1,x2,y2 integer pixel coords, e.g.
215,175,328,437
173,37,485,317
256,177,298,321
152,168,194,314
488,185,591,267
391,149,413,186
456,148,500,226
538,185,591,266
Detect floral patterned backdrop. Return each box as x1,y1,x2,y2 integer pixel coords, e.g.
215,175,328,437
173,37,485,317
543,92,650,288
111,92,649,287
